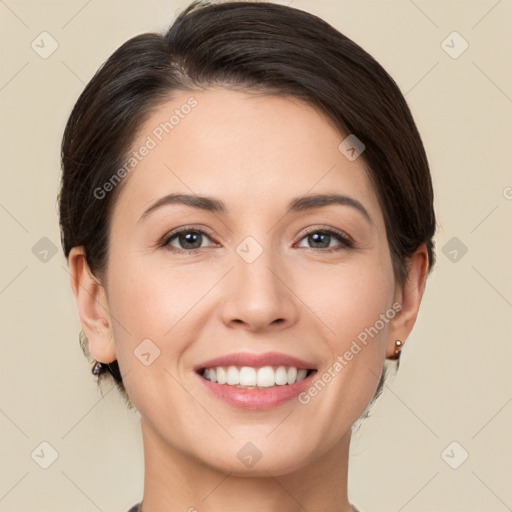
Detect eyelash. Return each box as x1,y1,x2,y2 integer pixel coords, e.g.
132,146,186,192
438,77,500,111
159,225,355,255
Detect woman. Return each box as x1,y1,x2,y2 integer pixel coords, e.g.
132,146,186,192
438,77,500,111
58,1,436,511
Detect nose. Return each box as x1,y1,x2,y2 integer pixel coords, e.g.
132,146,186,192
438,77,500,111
219,245,299,333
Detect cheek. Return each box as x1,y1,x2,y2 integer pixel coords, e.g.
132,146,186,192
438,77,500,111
304,257,395,345
106,254,218,374
105,265,192,413
107,236,189,322
104,253,171,370
306,258,394,402
287,265,395,447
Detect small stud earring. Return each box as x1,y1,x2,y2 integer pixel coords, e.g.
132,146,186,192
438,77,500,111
389,339,403,360
92,361,105,375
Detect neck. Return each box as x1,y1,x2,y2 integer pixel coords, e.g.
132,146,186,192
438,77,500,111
139,417,353,512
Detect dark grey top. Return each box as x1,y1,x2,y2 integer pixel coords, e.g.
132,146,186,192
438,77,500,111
127,503,361,511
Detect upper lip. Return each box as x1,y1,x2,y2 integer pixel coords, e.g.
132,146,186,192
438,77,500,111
195,351,317,372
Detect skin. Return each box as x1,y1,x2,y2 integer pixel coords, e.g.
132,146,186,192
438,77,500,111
69,87,428,512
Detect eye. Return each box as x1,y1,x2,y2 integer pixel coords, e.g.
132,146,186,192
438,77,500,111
296,227,354,252
160,227,217,254
159,226,354,254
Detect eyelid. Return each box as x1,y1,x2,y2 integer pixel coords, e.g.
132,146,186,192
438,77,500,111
295,226,354,251
298,225,354,244
159,225,219,251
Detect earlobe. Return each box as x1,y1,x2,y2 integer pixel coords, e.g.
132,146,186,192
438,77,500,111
386,244,429,359
68,247,117,364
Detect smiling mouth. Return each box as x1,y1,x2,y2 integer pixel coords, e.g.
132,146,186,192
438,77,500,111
197,365,317,389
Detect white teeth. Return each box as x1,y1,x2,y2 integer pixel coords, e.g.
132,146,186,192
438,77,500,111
275,366,288,385
257,366,275,387
296,369,308,382
287,366,297,384
201,365,312,387
216,367,227,384
239,366,257,386
226,366,239,385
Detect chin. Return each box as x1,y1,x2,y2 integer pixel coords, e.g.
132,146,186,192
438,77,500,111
198,443,317,478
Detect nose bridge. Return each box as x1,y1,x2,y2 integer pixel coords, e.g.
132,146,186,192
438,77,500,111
237,238,280,294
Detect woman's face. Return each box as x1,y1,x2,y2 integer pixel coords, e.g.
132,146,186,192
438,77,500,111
87,87,413,475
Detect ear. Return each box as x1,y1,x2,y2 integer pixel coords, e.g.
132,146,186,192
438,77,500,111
68,247,116,364
386,243,429,359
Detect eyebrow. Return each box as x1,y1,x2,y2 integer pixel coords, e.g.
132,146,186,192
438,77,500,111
137,193,374,225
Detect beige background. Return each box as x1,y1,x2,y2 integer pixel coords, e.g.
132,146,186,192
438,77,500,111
1,0,511,511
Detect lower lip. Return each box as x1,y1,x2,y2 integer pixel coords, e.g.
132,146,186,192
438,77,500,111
195,371,317,410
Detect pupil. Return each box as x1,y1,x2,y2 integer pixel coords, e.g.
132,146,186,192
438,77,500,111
180,232,201,249
310,232,329,248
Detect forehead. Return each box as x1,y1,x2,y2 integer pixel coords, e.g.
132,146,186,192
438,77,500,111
111,87,383,228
